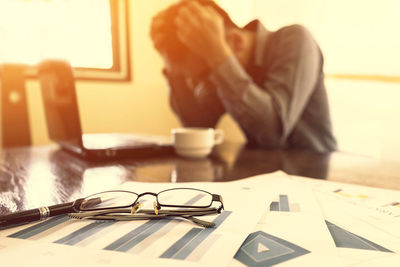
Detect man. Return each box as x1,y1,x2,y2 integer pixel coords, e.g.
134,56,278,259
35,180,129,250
150,0,337,152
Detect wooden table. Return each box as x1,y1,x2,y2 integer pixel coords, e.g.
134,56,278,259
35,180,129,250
1,142,399,215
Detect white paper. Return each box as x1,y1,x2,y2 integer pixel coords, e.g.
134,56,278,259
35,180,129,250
0,173,280,266
290,175,400,266
0,236,205,267
230,175,342,267
3,171,399,266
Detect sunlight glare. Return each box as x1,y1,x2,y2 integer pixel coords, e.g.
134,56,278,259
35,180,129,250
0,0,113,68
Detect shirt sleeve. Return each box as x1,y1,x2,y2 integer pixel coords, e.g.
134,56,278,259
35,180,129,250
164,71,225,127
209,25,321,148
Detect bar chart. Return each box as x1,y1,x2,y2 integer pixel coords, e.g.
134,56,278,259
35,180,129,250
6,211,232,262
269,194,300,212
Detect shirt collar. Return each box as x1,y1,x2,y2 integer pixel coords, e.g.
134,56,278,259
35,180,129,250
243,20,272,68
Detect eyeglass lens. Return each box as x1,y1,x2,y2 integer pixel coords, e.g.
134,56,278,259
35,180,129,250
157,188,212,207
80,191,138,211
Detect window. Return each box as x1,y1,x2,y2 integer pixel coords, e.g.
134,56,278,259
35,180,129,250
0,0,130,81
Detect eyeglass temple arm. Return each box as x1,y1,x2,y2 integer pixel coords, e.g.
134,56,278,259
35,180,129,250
69,210,217,228
69,207,218,218
76,197,102,210
212,194,224,212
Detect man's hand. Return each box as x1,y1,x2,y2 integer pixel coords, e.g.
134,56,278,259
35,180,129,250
150,9,169,54
175,1,233,69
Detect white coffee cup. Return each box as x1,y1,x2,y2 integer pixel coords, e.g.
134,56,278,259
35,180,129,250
171,127,224,159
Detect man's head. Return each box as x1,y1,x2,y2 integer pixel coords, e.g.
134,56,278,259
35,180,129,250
158,0,238,65
152,0,256,78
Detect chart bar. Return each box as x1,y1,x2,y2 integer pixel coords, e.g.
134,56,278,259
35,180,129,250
103,219,158,251
8,215,69,239
160,228,203,258
270,202,279,211
279,195,290,212
55,221,116,245
112,220,172,252
161,211,232,260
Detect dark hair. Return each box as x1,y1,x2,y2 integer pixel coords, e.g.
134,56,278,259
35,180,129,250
158,0,237,63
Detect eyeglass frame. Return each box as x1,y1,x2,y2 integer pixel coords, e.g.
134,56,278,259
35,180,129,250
73,188,224,213
0,188,224,230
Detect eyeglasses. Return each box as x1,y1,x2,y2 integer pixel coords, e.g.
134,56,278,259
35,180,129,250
0,188,224,229
78,188,224,212
70,188,224,227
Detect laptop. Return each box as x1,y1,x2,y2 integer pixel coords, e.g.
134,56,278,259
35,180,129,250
38,60,173,160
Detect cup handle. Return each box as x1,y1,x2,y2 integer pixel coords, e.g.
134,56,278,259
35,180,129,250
214,129,224,145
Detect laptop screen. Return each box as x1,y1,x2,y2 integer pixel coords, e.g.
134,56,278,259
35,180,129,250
38,60,84,153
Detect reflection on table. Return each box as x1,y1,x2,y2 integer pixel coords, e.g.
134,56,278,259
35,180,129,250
0,142,399,215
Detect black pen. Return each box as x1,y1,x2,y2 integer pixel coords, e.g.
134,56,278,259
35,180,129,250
0,199,84,229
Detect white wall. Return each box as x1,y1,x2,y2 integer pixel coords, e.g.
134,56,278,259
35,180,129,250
326,78,400,159
221,0,400,76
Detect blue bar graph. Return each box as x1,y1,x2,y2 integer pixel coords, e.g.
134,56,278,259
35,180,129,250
159,228,203,258
5,193,232,262
104,219,171,252
104,194,206,252
8,215,69,239
269,195,299,212
104,219,159,251
55,221,117,245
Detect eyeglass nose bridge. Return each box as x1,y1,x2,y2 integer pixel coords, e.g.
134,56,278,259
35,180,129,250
137,192,158,198
134,192,164,212
135,192,161,208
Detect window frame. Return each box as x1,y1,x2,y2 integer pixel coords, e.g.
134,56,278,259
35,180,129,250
21,0,131,82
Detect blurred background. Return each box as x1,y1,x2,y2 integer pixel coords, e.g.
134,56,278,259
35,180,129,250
0,0,399,160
